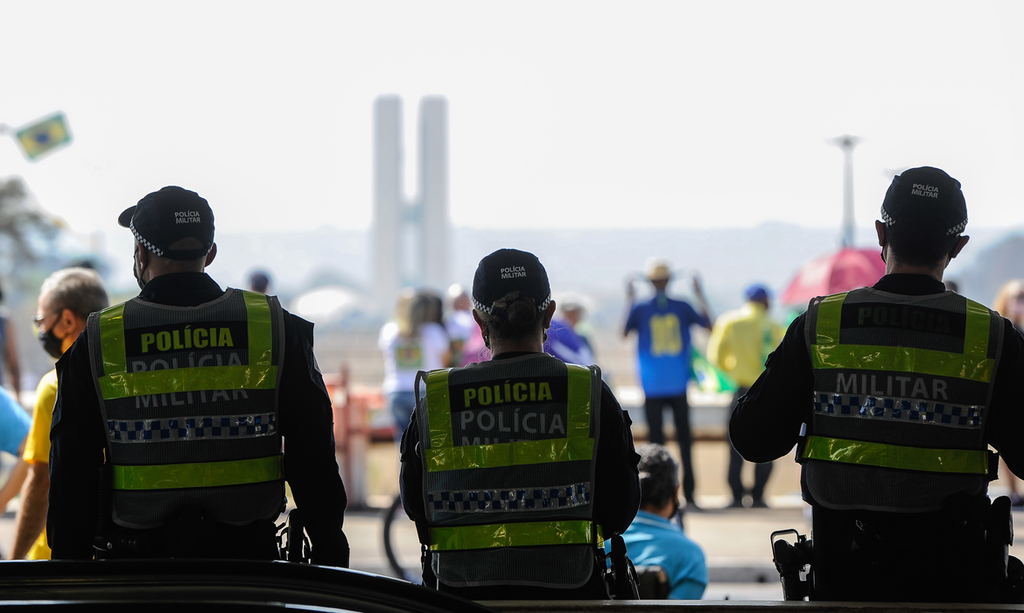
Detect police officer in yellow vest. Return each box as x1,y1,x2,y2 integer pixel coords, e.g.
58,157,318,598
400,249,640,600
731,167,1024,603
48,186,349,566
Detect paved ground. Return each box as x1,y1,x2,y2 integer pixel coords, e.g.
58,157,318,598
355,500,804,600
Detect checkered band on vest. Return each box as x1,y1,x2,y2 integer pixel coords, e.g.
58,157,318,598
428,483,591,513
108,413,277,442
813,392,983,428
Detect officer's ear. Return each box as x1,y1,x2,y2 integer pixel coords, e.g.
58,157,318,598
949,235,969,261
204,243,217,268
135,241,151,268
875,220,887,247
543,300,556,329
875,220,888,264
472,308,486,332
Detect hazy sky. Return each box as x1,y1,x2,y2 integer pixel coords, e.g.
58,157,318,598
2,1,1022,246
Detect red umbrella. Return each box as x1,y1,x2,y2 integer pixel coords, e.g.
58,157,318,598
780,247,886,306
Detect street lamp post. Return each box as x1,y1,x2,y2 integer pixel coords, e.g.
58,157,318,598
830,135,861,248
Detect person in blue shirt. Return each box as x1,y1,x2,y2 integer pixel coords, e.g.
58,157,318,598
0,386,28,459
0,386,30,518
618,443,707,599
544,299,595,366
624,259,711,508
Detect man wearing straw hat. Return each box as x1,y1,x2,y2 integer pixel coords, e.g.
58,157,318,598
624,258,711,511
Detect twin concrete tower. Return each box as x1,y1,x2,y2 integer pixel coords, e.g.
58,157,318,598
372,96,450,312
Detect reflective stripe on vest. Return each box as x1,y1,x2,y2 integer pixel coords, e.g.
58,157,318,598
423,364,594,472
801,435,989,475
97,292,277,400
428,520,599,551
112,455,284,490
811,292,995,383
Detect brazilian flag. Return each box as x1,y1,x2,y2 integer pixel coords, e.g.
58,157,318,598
15,113,71,160
689,348,738,394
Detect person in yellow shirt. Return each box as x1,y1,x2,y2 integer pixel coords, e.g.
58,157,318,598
11,268,107,559
707,284,781,509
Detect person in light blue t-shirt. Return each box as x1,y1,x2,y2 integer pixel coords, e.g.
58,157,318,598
624,259,711,508
0,385,31,516
0,386,29,457
617,443,707,600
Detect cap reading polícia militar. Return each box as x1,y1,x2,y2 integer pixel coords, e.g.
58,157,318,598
880,167,968,236
472,248,551,314
118,186,215,260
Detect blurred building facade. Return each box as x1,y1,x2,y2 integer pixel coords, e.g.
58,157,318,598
373,96,450,312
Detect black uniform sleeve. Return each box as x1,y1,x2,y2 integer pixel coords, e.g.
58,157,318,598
399,412,428,541
278,313,350,567
593,383,640,536
984,321,1024,478
729,314,813,463
48,331,107,559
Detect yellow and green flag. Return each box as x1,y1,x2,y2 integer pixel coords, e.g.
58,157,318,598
15,113,71,160
689,348,738,394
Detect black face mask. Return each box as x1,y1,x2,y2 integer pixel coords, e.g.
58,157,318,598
38,327,64,359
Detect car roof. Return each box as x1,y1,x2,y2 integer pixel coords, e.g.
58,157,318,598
0,559,496,613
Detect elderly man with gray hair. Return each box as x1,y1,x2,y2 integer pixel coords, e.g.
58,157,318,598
11,267,108,559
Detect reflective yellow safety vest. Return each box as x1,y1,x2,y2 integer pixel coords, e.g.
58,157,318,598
802,287,1003,512
87,289,286,529
416,353,602,588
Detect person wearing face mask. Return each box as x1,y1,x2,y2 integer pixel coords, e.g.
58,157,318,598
47,186,349,566
10,267,108,559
